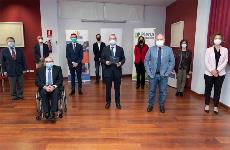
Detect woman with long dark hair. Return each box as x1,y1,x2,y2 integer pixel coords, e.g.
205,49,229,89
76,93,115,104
134,36,149,89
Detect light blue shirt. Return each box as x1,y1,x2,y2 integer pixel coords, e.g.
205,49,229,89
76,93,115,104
46,67,53,85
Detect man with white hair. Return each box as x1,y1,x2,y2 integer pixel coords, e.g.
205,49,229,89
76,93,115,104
101,34,126,109
144,34,175,113
35,56,63,119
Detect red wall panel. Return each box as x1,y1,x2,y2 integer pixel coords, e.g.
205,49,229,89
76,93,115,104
0,0,42,78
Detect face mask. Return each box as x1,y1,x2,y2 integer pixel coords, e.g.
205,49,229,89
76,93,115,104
46,62,53,68
8,42,15,48
38,39,43,43
214,39,222,46
71,38,77,43
96,37,101,41
109,39,116,46
156,40,164,47
181,43,187,48
139,40,144,44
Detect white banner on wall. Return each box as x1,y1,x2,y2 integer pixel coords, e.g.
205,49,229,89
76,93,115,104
132,28,156,80
100,28,123,46
65,30,90,82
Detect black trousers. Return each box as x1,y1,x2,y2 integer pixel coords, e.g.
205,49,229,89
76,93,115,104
105,74,121,104
40,88,59,113
135,62,145,87
70,66,82,91
95,61,102,82
204,74,225,107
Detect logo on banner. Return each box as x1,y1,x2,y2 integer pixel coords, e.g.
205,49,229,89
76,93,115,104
135,32,155,39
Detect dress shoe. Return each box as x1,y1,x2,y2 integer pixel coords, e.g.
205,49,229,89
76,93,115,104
160,106,165,113
141,85,144,89
179,92,184,96
175,92,179,96
147,105,153,112
12,97,18,100
95,80,99,84
116,103,122,109
50,112,56,120
44,112,50,119
105,103,111,109
214,107,218,115
17,96,24,100
69,90,75,96
78,90,83,95
136,85,140,89
204,105,209,113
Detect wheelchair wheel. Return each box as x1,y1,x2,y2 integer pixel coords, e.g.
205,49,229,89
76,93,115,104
59,110,63,118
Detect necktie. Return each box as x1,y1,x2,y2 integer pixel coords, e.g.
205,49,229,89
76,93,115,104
73,43,76,51
11,48,16,60
111,47,114,56
47,68,52,85
156,47,161,73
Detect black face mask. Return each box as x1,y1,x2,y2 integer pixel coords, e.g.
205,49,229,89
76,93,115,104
139,40,144,44
96,37,101,41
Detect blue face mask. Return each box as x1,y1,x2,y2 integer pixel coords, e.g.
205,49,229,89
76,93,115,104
46,63,53,68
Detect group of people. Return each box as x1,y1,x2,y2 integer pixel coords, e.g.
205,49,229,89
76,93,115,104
0,32,228,117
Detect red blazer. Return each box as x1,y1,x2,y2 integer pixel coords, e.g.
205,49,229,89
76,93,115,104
134,44,149,64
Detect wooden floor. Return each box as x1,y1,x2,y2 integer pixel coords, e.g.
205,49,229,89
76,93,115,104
0,78,230,150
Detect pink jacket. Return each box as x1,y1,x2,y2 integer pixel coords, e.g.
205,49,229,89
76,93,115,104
205,46,228,76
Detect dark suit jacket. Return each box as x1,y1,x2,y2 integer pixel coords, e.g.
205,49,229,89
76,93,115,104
35,65,63,90
93,42,106,61
34,43,50,63
1,47,27,77
66,43,83,70
101,45,125,78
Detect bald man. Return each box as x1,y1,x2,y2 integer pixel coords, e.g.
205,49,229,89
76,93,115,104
144,34,175,113
35,56,63,119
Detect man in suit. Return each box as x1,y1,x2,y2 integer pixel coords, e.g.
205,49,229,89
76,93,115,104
66,33,83,96
144,34,175,113
34,36,50,69
35,56,63,119
1,37,27,100
101,34,126,109
93,34,106,83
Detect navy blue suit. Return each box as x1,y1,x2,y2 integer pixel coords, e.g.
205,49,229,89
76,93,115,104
101,45,125,104
66,43,83,91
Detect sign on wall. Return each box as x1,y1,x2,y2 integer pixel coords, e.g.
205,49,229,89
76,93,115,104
171,21,184,47
0,22,24,47
65,30,90,82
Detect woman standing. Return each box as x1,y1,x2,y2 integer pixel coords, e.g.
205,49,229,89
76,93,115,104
175,40,192,96
204,34,228,114
134,36,149,89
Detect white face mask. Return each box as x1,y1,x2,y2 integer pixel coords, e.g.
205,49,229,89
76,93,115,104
38,39,43,43
8,42,15,48
156,40,164,47
45,62,53,68
181,43,187,48
214,39,222,46
109,39,116,46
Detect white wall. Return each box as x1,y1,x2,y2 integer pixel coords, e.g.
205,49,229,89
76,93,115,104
192,0,230,107
40,0,166,77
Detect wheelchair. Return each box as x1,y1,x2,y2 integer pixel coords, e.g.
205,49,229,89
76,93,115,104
35,86,67,120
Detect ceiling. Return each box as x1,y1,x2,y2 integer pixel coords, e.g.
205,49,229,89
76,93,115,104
64,0,176,6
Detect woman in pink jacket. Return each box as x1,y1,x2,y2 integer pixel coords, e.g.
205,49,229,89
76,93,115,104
204,33,228,114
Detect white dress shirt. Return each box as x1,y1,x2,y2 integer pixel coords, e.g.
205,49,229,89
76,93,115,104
46,67,53,85
8,47,16,56
39,43,43,58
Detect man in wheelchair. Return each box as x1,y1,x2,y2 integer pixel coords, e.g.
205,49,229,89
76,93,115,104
35,56,63,119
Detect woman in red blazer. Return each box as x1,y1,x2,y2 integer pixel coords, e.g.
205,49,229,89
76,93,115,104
134,36,149,89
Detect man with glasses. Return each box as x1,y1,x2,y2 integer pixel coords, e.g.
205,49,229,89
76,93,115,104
35,56,63,119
